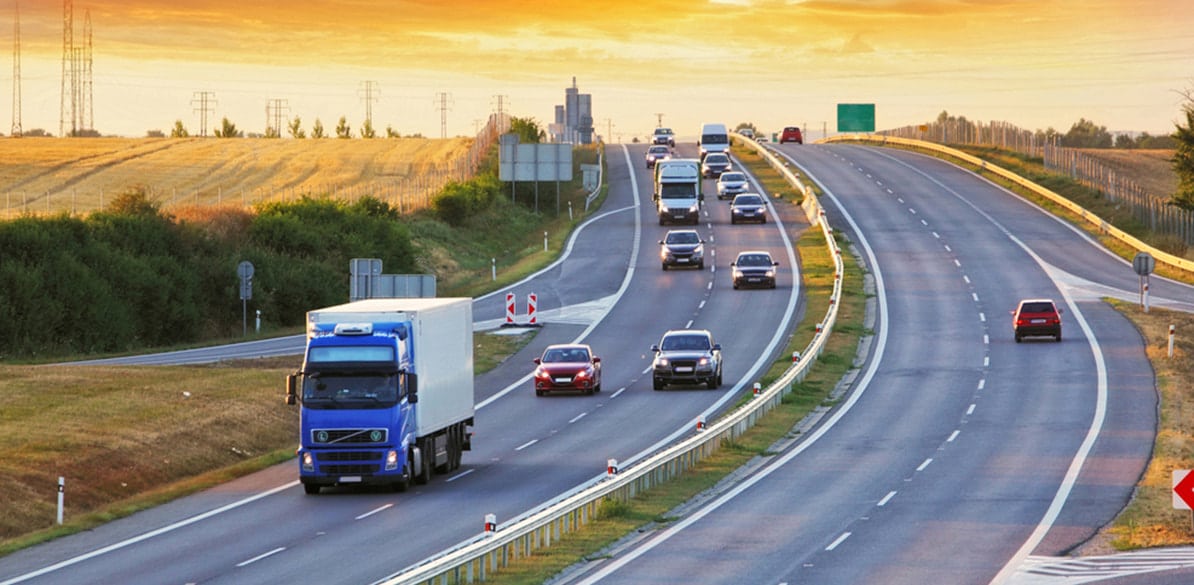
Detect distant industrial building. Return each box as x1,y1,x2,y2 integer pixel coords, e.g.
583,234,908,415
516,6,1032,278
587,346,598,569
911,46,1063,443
550,77,593,144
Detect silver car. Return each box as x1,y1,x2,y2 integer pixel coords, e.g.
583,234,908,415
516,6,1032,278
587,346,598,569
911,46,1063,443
716,171,749,200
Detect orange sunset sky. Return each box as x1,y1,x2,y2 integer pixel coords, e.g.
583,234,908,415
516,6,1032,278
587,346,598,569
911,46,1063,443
1,0,1192,140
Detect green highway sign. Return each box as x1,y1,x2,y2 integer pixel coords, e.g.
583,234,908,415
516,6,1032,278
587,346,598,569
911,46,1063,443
837,104,876,132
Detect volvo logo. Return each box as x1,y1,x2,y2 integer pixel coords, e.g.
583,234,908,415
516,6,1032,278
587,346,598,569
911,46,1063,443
316,430,329,443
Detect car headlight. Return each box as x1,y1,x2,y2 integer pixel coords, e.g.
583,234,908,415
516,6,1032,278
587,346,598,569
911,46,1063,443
657,357,669,367
733,269,744,278
698,357,709,366
693,245,704,257
766,270,775,277
688,204,699,213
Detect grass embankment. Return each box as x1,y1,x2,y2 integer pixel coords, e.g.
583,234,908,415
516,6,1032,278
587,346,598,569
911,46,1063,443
475,152,869,584
865,141,1194,551
1101,303,1194,550
0,146,601,555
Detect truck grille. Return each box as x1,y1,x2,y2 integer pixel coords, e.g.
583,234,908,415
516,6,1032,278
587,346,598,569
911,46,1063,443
310,428,388,445
316,452,383,462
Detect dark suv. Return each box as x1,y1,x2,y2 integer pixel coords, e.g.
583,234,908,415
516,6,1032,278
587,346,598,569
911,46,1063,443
659,229,705,270
1012,298,1063,342
651,329,723,390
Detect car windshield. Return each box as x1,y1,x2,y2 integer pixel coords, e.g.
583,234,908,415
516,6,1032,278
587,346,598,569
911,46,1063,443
661,335,710,351
543,347,589,363
735,195,763,205
706,155,728,164
666,232,700,244
656,128,672,135
737,254,773,267
720,173,745,182
649,146,669,154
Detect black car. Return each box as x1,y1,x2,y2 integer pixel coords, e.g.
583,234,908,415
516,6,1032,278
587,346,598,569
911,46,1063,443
701,153,731,178
731,251,779,289
729,193,768,224
659,229,705,270
651,329,723,390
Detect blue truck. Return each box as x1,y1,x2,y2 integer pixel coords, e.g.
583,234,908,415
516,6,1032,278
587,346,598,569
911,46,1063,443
285,298,475,494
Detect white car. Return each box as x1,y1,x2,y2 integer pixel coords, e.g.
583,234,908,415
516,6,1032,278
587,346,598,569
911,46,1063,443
716,171,749,200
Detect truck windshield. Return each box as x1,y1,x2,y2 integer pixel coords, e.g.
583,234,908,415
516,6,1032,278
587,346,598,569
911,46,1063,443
660,183,696,198
302,373,400,409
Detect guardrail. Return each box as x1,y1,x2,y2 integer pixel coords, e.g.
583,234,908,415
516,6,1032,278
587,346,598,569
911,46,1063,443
823,134,1194,275
380,139,845,585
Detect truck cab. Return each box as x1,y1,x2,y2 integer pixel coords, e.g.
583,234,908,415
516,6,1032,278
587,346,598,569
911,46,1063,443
286,298,474,495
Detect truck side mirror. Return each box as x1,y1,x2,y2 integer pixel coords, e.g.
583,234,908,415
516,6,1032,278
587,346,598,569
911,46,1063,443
405,372,419,403
285,374,298,406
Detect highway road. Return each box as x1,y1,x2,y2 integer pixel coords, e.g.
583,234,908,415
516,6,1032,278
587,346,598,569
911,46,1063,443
562,142,1191,585
0,143,806,585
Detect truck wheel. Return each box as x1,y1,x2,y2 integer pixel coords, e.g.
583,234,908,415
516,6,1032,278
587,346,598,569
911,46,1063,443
450,427,463,470
415,441,432,485
303,483,321,495
393,466,410,493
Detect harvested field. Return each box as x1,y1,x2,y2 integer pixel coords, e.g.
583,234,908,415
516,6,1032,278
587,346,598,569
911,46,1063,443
0,136,475,217
1077,148,1177,199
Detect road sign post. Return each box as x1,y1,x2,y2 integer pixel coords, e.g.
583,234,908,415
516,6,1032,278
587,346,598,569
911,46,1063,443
238,261,255,336
1133,252,1155,313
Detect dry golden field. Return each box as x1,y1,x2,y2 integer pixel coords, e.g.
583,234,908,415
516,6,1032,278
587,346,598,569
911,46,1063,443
0,136,475,218
1078,148,1177,199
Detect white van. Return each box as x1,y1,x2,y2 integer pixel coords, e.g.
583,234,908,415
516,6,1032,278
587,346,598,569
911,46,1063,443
698,123,729,159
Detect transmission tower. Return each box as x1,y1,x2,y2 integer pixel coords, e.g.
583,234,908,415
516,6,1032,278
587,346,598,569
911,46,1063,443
59,0,72,137
191,91,216,136
265,99,289,137
83,9,93,133
58,1,93,136
435,92,452,139
492,94,508,133
11,1,22,137
358,81,379,128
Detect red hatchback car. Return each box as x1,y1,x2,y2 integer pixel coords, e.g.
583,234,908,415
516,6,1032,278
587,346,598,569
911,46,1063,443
1012,298,1063,342
779,126,803,144
533,344,602,396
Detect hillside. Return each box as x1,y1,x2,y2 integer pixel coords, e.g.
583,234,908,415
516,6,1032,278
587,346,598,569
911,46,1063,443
0,137,474,218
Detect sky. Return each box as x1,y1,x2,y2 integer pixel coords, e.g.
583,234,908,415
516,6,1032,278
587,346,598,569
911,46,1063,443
1,0,1192,141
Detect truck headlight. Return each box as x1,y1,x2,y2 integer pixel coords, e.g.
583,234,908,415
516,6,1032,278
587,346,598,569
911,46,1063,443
301,451,314,472
385,449,400,471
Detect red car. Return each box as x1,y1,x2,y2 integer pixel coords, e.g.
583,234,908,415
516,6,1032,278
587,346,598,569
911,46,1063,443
532,344,602,396
1012,298,1063,342
779,126,803,144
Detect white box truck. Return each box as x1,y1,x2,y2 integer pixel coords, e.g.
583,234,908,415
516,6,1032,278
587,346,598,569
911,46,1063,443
285,297,474,494
653,158,703,225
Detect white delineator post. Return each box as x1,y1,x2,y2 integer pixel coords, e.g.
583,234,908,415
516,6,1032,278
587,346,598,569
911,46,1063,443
1170,325,1176,359
57,477,65,525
